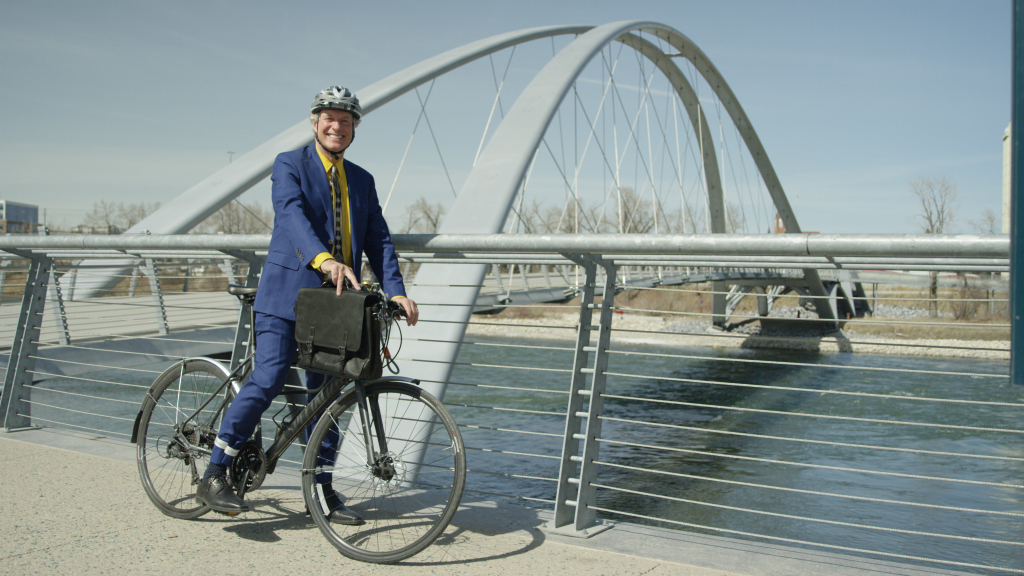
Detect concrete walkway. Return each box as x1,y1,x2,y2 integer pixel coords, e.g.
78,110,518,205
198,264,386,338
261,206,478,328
1,429,967,576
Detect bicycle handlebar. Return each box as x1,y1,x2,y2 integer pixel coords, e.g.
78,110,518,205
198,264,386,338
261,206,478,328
387,299,407,318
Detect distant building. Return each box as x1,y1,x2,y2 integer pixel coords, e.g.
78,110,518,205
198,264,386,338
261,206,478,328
0,200,39,234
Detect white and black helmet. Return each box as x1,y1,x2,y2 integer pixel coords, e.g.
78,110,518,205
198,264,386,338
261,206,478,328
311,86,362,120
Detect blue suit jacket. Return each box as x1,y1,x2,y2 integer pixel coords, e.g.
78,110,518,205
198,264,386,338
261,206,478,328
253,145,406,321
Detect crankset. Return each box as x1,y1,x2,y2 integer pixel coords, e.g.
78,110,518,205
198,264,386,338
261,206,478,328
228,441,268,494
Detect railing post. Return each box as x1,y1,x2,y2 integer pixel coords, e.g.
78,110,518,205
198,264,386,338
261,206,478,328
218,258,236,285
519,263,530,289
128,260,140,297
46,267,71,346
66,266,78,301
142,258,170,335
546,253,615,537
2,257,51,430
711,279,728,327
182,259,192,293
0,258,8,297
229,258,262,372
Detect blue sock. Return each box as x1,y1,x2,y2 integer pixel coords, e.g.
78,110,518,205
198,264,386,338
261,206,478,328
203,462,227,482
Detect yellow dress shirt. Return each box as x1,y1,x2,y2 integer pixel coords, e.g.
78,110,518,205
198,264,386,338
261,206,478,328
312,148,352,270
310,147,406,301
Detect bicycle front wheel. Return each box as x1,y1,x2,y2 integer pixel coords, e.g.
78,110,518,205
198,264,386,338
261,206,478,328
136,358,233,519
302,381,465,563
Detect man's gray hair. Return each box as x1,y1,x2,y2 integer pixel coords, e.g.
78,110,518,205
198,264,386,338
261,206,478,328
310,110,361,129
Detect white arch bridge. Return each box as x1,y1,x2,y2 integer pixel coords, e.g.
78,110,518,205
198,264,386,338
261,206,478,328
71,20,864,340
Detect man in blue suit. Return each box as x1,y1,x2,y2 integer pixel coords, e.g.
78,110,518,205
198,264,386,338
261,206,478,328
197,87,419,523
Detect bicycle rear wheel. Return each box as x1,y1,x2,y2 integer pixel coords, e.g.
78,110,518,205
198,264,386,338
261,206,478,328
302,381,465,563
136,358,233,519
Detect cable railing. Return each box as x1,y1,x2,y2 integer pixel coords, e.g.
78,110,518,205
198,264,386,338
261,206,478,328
0,233,1019,574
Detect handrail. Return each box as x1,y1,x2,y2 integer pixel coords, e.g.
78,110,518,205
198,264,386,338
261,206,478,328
0,233,1010,259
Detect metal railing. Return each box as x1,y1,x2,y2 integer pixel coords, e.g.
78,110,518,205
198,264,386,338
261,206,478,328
0,233,1019,574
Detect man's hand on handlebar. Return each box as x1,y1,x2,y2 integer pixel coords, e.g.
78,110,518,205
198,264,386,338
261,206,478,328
320,258,360,296
321,258,417,325
393,296,419,326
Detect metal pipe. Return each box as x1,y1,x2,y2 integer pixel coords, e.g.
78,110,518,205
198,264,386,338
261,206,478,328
0,233,1010,259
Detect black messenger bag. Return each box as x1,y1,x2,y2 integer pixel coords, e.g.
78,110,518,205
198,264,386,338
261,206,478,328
294,287,384,381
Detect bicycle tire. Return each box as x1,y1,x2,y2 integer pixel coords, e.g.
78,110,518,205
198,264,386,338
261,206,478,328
136,357,233,519
302,381,466,563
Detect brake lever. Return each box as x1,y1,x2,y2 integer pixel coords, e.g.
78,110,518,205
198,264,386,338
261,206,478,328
387,300,407,320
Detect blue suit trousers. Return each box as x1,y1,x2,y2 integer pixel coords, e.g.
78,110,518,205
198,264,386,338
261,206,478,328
210,311,339,483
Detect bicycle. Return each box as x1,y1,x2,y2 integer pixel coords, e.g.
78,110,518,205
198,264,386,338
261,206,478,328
131,284,465,563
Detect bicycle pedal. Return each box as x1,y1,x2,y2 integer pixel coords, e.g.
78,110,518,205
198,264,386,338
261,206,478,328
216,510,242,517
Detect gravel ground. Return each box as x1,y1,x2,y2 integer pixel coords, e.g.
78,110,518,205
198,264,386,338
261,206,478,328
871,303,952,319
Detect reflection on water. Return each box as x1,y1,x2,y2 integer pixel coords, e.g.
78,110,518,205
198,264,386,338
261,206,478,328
28,335,1023,572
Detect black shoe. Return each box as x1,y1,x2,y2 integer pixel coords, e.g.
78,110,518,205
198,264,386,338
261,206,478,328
197,476,250,513
326,503,365,526
309,487,364,526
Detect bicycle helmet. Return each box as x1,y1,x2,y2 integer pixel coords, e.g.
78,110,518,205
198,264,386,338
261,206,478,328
311,86,362,120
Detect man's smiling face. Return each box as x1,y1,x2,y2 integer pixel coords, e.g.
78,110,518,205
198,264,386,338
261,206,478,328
316,109,355,156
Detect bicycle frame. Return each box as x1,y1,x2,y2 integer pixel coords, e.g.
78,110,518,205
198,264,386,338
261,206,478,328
263,375,420,476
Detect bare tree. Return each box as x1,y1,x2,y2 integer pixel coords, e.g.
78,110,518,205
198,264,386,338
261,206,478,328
400,198,446,233
539,204,576,233
617,188,655,233
507,199,543,233
83,201,119,233
653,207,685,234
119,202,161,229
503,188,688,235
83,201,161,234
725,201,746,233
909,176,958,317
193,200,273,234
949,275,984,320
968,208,999,234
909,176,957,234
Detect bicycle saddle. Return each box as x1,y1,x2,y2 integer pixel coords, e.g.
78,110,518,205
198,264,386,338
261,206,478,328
227,285,258,296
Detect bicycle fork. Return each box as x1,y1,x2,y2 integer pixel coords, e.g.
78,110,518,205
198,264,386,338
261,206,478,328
354,382,395,481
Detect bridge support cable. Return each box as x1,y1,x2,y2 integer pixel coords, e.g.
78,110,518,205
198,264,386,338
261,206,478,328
382,80,436,214
613,30,775,326
413,85,458,198
473,48,515,167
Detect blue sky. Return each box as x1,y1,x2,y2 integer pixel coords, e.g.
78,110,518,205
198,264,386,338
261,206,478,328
0,0,1011,233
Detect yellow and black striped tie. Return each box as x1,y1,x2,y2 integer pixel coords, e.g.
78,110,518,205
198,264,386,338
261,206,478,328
329,165,344,261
